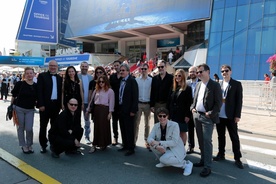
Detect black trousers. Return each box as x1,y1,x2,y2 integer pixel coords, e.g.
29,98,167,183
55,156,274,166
188,117,195,149
119,112,135,151
112,109,119,139
39,101,60,148
216,118,242,160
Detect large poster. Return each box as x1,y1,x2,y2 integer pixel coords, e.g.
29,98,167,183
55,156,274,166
0,56,44,66
16,0,57,44
64,0,212,38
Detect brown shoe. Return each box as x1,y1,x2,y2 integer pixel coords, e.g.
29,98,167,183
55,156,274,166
112,138,118,146
145,143,150,149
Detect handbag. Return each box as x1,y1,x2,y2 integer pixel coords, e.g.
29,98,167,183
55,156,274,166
6,104,13,120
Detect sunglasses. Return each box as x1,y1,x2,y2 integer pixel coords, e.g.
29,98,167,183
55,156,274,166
158,114,167,118
175,74,182,78
221,69,229,73
98,81,105,84
69,103,78,107
120,69,126,72
96,71,103,74
157,66,165,69
141,68,148,71
196,70,205,74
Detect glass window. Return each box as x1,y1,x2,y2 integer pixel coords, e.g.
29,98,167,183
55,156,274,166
207,55,220,73
251,0,263,3
211,9,224,32
213,0,225,10
259,54,271,79
225,0,237,7
220,35,233,56
233,31,247,55
237,0,250,6
220,55,232,67
231,55,245,79
261,27,276,54
263,14,276,27
249,3,264,27
209,32,221,48
264,1,276,15
223,7,236,31
246,28,262,54
244,55,259,80
208,44,220,57
235,5,249,33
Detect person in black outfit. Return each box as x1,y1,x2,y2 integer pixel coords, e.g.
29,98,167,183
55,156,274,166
49,98,83,158
37,60,62,153
109,60,122,145
150,60,173,123
1,73,9,100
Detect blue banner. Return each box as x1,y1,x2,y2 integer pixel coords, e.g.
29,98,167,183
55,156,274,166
0,56,44,66
45,54,90,65
16,0,57,44
157,38,180,48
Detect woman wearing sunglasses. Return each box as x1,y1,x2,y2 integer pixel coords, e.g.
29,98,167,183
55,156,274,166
147,107,193,176
87,75,115,153
168,69,193,147
48,98,84,158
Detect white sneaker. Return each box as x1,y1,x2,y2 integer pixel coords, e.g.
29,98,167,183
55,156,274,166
183,160,193,176
156,163,166,168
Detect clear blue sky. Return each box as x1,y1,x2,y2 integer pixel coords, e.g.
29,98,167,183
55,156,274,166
0,0,26,53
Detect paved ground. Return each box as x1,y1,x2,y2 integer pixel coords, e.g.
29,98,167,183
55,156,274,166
0,93,275,184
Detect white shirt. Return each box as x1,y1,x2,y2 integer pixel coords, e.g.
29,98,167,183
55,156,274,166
136,75,152,102
196,82,207,112
219,81,229,118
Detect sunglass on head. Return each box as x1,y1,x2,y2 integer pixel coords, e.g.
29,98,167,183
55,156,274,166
69,103,78,107
141,68,148,71
175,74,182,78
98,81,105,84
221,69,229,73
157,66,165,69
158,114,167,118
196,70,205,74
96,71,103,74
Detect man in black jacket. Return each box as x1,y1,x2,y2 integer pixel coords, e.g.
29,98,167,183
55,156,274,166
213,64,244,169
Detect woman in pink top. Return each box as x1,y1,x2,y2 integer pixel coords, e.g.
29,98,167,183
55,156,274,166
87,75,115,152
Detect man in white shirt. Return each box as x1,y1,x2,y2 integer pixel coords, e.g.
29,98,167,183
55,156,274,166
134,63,152,150
78,61,93,144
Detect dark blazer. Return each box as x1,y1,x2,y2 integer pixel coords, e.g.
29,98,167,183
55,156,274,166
191,79,222,123
36,71,62,109
222,78,243,119
120,75,138,114
168,86,193,123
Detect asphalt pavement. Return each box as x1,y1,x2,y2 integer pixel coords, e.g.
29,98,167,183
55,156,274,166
0,94,275,184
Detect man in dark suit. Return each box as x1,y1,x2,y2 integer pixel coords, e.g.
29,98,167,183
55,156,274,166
118,63,138,156
213,64,244,169
37,60,62,153
190,63,222,177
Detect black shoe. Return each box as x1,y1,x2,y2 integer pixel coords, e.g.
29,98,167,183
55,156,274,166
200,168,211,177
194,161,204,167
51,152,59,158
21,147,29,154
40,147,47,153
235,160,244,169
118,147,127,152
124,150,135,156
213,153,225,161
187,148,194,154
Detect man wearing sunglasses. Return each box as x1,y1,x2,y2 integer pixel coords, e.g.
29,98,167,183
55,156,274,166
150,60,173,123
213,65,244,169
190,63,222,177
147,107,193,176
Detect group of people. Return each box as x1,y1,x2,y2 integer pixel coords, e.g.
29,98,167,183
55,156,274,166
9,59,244,178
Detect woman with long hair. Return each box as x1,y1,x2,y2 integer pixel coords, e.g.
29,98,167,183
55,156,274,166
62,66,84,115
11,67,37,154
87,75,115,152
168,69,192,147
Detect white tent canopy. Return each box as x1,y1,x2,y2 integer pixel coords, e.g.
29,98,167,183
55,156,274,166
0,65,12,71
10,67,25,72
60,64,94,72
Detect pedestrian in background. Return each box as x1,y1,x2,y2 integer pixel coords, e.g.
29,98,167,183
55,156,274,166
87,75,114,153
213,65,244,169
37,60,62,153
213,73,220,82
11,67,37,154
